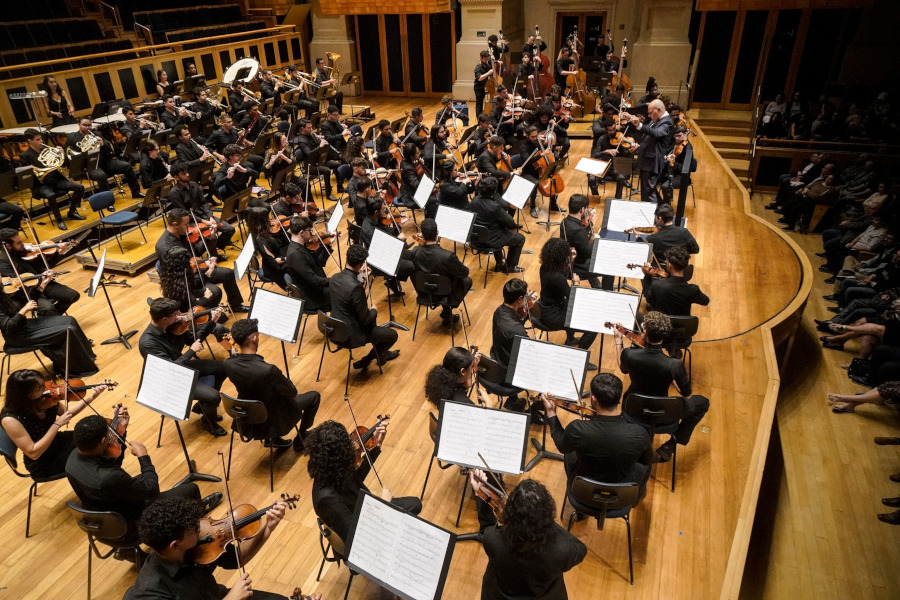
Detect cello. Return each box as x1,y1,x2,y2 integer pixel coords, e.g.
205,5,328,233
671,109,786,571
534,25,554,99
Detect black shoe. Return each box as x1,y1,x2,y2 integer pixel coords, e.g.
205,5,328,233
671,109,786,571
586,362,598,371
353,355,374,370
530,410,548,426
764,202,778,210
827,305,840,313
656,438,676,463
505,395,526,412
822,340,844,350
529,207,538,218
773,208,784,215
877,510,900,525
133,192,145,199
328,194,340,203
191,403,223,421
849,373,872,387
815,252,827,258
215,254,229,262
549,205,564,213
818,265,833,273
668,348,684,359
824,277,836,285
57,220,68,230
456,532,484,542
493,262,507,273
565,336,581,347
293,433,307,453
507,266,525,273
231,304,251,313
264,437,293,449
377,350,400,365
67,211,87,221
817,321,835,333
201,492,223,514
781,225,795,231
441,313,461,325
384,280,405,296
776,217,788,224
823,294,839,302
882,497,900,508
201,417,227,437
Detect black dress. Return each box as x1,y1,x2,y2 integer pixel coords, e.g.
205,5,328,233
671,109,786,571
0,404,74,477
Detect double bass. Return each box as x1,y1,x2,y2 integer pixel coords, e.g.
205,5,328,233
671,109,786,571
564,26,597,118
533,26,554,99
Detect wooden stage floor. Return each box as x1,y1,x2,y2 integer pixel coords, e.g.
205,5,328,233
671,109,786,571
0,96,807,599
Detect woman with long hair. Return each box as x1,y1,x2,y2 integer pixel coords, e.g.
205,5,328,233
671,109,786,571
539,238,598,369
157,246,229,343
342,134,367,165
1,369,107,477
471,476,586,599
41,75,75,127
246,206,287,291
138,138,171,189
424,346,491,409
307,420,422,545
0,286,97,377
264,133,295,183
155,69,169,98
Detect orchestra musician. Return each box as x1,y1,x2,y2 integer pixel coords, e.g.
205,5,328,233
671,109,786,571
423,124,456,183
155,69,170,98
246,206,287,290
637,203,700,263
190,87,222,122
490,278,533,416
436,94,469,128
307,420,422,546
159,94,192,131
0,228,81,315
286,65,319,117
374,119,400,170
139,139,172,189
533,103,570,159
627,98,674,203
521,32,548,57
489,95,517,144
346,158,371,223
118,107,150,144
263,133,296,182
41,75,75,127
424,346,492,408
0,195,24,232
561,194,610,291
205,114,264,175
487,33,509,70
614,311,710,463
173,125,212,171
360,198,415,294
273,181,311,221
168,161,235,256
295,118,343,202
315,57,344,114
213,144,259,200
594,33,611,59
138,298,228,437
66,413,217,538
284,216,332,313
19,128,85,229
660,124,697,204
588,117,633,199
321,104,358,157
404,107,429,149
237,104,268,145
474,50,493,118
467,113,494,158
542,372,653,498
1,370,105,479
645,246,709,317
477,136,520,189
438,166,476,211
470,176,526,274
132,497,297,600
411,219,472,326
224,318,321,452
329,244,401,370
517,53,541,101
259,69,284,110
227,81,257,115
554,47,577,89
519,126,551,217
63,117,142,198
398,143,424,210
638,77,660,106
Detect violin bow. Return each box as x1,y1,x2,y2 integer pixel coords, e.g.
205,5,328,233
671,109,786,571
188,208,215,260
63,327,70,410
269,203,291,241
217,451,245,574
184,221,207,288
477,452,508,497
343,395,384,490
569,368,589,416
2,243,32,304
79,391,131,450
183,271,201,342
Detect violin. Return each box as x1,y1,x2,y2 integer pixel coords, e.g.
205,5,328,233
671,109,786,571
378,202,409,229
291,588,314,600
351,414,391,467
609,130,636,151
297,197,320,218
454,170,481,185
191,493,300,565
581,208,596,228
305,229,339,252
529,392,596,417
627,263,668,278
187,221,217,244
269,214,291,234
189,256,210,273
168,304,227,336
22,241,77,260
40,379,118,410
413,232,426,246
517,290,538,319
105,403,128,459
604,322,645,347
624,226,658,235
467,470,507,524
2,270,69,293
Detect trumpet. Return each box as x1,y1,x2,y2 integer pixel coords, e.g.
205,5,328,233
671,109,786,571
207,97,225,110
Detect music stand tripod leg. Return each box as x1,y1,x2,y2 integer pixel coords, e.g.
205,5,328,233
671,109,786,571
525,419,564,472
99,281,138,349
173,420,222,485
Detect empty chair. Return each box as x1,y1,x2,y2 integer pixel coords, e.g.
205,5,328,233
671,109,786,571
221,393,279,492
88,191,146,254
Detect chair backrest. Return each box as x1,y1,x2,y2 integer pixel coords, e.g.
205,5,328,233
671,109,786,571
317,516,346,557
347,221,361,245
413,271,452,302
336,163,352,181
0,425,25,475
667,315,699,339
88,190,116,213
65,500,129,541
622,394,686,429
470,224,491,247
428,412,439,445
220,393,268,426
509,154,524,169
570,477,639,514
317,310,350,345
475,354,506,385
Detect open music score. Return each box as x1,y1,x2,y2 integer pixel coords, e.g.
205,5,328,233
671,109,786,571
602,198,657,233
88,248,106,298
367,229,405,277
589,238,652,279
249,287,304,344
327,200,344,235
436,400,530,474
503,174,536,210
413,174,435,210
508,337,589,401
434,204,475,245
233,233,256,281
574,156,611,178
136,354,198,421
347,493,456,600
566,287,639,335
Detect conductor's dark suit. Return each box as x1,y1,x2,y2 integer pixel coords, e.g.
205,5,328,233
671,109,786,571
635,113,674,203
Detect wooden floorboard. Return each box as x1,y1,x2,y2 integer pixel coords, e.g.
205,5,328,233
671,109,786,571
0,96,804,599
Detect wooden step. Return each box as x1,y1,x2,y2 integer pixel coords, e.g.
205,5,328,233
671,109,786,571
697,124,752,137
694,119,753,132
716,147,750,160
706,134,751,149
724,158,750,178
688,108,753,122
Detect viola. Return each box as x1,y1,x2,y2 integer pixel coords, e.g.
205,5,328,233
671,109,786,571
22,241,77,260
168,304,227,336
414,158,427,179
517,290,538,319
627,263,668,278
105,403,128,459
192,493,300,565
604,322,645,347
351,414,391,467
378,202,408,229
2,270,70,293
624,226,658,235
187,222,216,244
40,379,118,410
189,256,210,273
454,171,481,185
529,393,596,417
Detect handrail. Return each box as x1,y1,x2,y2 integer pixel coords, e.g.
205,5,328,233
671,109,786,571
98,2,123,37
134,22,153,48
0,25,297,74
756,137,900,151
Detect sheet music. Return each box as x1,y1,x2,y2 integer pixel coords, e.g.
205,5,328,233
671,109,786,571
575,157,610,177
509,337,589,401
413,174,435,209
604,199,657,233
434,204,475,244
502,174,535,210
88,249,106,298
249,288,304,343
233,234,255,281
589,238,652,278
348,494,454,600
436,401,529,474
566,287,639,335
136,354,198,421
367,229,404,276
327,200,344,235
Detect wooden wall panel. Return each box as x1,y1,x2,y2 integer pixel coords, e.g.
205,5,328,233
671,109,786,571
697,0,872,9
320,0,450,16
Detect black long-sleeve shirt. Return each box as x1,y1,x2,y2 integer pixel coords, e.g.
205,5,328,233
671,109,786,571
138,321,215,366
65,452,159,523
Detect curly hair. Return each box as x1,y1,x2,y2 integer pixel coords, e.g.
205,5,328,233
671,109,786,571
138,497,204,551
343,135,365,163
424,347,473,407
73,415,109,451
500,479,557,554
642,311,672,344
540,237,572,275
306,420,356,490
159,246,192,304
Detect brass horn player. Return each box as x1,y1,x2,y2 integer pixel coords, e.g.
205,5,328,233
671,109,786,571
314,55,343,114
18,128,86,230
64,116,143,199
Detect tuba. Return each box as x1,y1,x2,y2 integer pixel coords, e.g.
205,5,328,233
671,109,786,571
324,52,341,97
67,132,102,159
35,144,65,181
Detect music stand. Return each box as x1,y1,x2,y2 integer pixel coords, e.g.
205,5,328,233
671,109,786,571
390,116,407,134
536,160,566,232
86,249,138,349
305,145,332,216
612,156,636,198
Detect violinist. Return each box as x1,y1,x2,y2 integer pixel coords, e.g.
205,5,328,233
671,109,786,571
168,161,235,258
399,143,426,209
559,195,608,292
645,246,709,317
489,85,511,113
307,420,422,544
347,161,373,224
272,182,311,221
224,318,321,452
660,124,697,204
213,144,259,201
284,216,332,313
424,125,455,183
424,347,492,409
139,139,173,189
489,96,517,143
614,311,710,463
157,248,232,345
330,244,401,370
374,119,400,170
519,126,550,218
0,229,80,315
360,199,415,294
490,278,534,416
133,496,295,600
542,373,653,497
66,414,219,538
669,104,684,127
404,107,429,149
246,207,287,290
0,369,104,478
65,117,144,199
138,298,228,437
474,51,493,118
538,238,598,367
587,117,633,199
467,113,494,158
638,77,660,106
639,203,699,263
470,176,526,274
477,136,519,189
295,119,342,202
438,165,476,211
411,219,472,326
473,476,586,598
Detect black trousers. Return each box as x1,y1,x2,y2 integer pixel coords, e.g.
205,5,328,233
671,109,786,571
35,178,84,218
294,97,319,117
187,358,227,409
102,158,141,194
4,315,98,378
673,395,710,445
474,88,487,118
639,169,661,203
495,230,525,268
362,325,399,361
589,173,628,199
204,266,244,307
33,281,81,316
0,200,24,230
